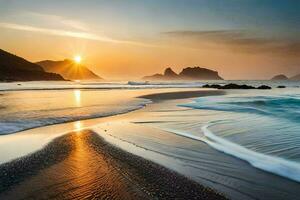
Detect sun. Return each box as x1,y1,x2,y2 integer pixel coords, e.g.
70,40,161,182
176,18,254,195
74,55,82,64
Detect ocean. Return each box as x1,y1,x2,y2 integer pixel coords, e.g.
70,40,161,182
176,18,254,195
0,80,300,199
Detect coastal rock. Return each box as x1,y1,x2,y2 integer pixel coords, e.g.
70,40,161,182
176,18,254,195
143,66,223,80
0,49,64,81
179,67,223,80
277,85,286,88
222,83,255,89
36,59,102,80
271,74,289,80
203,83,271,90
257,85,272,90
202,84,222,89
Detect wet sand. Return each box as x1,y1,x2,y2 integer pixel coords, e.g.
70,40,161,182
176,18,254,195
0,130,227,200
1,88,300,200
139,89,224,102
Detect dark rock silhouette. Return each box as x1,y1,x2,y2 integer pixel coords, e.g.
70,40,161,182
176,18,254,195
179,67,223,80
143,67,223,80
36,59,102,80
277,85,286,88
0,49,64,82
203,83,271,90
257,85,272,90
164,67,178,78
271,74,289,80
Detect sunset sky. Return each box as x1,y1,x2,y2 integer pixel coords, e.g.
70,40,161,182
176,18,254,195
0,0,299,80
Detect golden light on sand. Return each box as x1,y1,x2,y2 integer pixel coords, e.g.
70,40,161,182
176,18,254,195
74,121,83,133
74,55,82,64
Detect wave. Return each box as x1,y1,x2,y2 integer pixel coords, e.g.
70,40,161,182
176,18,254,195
0,81,205,91
128,81,204,86
181,95,300,122
202,125,300,183
0,102,150,135
156,124,300,183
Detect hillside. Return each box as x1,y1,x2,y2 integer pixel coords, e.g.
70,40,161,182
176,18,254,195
0,49,64,81
36,59,102,80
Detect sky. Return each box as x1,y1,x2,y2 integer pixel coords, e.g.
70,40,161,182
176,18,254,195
0,0,299,80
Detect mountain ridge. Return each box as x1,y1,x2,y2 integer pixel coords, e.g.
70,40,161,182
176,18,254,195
36,59,102,80
0,49,64,81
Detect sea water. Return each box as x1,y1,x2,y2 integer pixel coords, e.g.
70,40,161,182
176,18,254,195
178,88,300,182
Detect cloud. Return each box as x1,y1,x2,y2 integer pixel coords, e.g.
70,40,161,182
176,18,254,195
0,22,116,42
27,12,90,31
162,30,300,56
0,11,162,47
0,22,157,47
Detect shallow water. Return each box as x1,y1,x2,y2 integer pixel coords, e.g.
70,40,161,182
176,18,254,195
178,89,300,181
0,89,150,134
90,96,300,200
1,81,300,200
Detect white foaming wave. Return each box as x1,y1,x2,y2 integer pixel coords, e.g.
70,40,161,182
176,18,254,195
128,81,204,86
201,125,300,183
156,127,205,141
0,81,205,91
0,100,151,135
152,124,300,183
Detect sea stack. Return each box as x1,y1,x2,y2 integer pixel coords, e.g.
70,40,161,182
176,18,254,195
143,66,223,80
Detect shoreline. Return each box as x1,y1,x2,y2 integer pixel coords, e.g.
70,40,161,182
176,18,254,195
0,130,228,199
0,88,223,136
2,88,299,199
139,89,224,102
0,88,223,166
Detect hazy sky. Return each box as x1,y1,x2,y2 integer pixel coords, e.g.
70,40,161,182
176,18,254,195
0,0,299,79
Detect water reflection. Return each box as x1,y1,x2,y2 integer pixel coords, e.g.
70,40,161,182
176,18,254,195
74,90,81,107
74,121,83,133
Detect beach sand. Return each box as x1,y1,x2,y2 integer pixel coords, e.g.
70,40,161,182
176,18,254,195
1,88,299,200
0,130,227,200
0,89,228,200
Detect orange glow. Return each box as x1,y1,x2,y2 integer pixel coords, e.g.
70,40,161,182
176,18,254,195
74,55,82,64
74,121,83,133
74,89,81,107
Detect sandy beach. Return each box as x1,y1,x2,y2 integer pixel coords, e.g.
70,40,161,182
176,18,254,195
0,89,228,199
1,1,299,199
0,130,227,200
1,88,300,200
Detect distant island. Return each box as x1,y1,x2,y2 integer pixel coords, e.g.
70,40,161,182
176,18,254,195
143,67,223,80
271,74,300,81
271,74,289,81
36,59,102,80
290,74,300,81
0,49,64,82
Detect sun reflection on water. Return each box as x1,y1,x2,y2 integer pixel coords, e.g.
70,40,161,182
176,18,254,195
74,121,83,133
74,89,81,107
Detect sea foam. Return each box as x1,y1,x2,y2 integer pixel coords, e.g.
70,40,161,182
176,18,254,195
159,124,300,183
202,125,300,183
